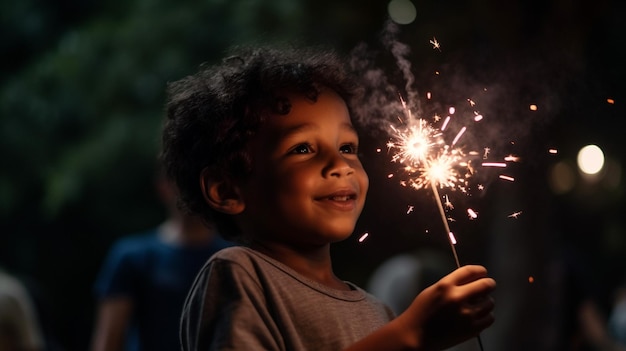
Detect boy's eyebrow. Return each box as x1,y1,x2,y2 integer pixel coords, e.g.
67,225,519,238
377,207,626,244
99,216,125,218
278,121,357,139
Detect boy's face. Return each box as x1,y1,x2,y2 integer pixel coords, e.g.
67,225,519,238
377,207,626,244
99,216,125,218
238,89,369,248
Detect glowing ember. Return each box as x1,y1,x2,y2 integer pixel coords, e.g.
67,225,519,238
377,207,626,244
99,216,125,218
467,208,478,219
444,195,454,209
508,211,523,219
607,98,615,104
529,104,538,111
499,175,515,182
482,162,507,168
448,232,457,245
430,37,441,51
548,149,558,154
358,232,369,242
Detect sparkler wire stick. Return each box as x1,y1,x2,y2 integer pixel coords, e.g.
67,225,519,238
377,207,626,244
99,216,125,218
429,182,460,268
430,182,485,351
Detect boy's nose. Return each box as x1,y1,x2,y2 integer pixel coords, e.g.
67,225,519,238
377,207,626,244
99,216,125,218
323,153,354,178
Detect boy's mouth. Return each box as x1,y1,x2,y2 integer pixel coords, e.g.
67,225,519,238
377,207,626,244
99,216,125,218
318,189,357,202
315,189,359,211
328,195,355,201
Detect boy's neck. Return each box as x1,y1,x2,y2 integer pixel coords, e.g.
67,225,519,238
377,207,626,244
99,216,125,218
250,241,350,291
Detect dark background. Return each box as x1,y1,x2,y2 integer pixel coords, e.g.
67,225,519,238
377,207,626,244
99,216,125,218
1,0,625,350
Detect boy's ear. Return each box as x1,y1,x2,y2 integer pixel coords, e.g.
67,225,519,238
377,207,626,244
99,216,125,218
200,168,245,215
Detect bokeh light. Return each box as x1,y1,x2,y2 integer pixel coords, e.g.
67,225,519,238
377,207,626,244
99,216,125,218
577,144,605,175
549,161,576,194
387,0,416,25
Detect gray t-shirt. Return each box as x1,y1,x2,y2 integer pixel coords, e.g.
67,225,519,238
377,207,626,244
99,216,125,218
180,246,394,351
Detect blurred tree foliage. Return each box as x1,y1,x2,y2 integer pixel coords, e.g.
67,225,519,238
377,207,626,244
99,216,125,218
0,0,386,349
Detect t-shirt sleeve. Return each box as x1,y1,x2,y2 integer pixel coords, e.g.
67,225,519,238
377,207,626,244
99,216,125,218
93,240,140,299
180,258,284,351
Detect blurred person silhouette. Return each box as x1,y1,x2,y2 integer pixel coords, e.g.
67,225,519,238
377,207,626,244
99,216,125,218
90,166,233,351
0,267,45,351
367,248,479,351
608,281,626,348
545,243,626,351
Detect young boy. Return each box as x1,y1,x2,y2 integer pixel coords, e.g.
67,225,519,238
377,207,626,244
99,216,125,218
161,44,496,351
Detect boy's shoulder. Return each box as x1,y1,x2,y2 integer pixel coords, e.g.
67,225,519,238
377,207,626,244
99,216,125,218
208,246,303,284
211,245,254,261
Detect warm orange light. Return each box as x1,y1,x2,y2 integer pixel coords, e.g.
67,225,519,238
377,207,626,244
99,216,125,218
529,104,538,111
528,276,534,283
607,98,615,104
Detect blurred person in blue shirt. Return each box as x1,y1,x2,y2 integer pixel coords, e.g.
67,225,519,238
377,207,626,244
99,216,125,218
90,168,232,351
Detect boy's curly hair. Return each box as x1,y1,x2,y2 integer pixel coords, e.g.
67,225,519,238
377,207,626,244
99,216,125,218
160,44,358,242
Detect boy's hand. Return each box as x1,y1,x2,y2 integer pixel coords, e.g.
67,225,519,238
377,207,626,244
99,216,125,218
398,265,496,350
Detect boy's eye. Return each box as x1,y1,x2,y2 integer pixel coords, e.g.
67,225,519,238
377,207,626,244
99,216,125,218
340,143,358,154
290,143,313,154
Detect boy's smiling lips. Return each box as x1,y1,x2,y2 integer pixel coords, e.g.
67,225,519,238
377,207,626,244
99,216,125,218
314,188,359,211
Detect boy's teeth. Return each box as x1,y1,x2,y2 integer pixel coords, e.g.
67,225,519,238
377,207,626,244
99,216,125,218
331,196,350,201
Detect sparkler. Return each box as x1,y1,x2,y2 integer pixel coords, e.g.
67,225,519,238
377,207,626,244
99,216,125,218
386,94,498,351
377,33,526,351
386,95,479,267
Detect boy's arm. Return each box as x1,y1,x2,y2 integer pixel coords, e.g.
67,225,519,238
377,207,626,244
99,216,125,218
344,265,495,351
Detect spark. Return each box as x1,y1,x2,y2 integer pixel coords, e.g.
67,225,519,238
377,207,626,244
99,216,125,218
467,99,476,106
482,162,507,168
448,232,457,245
441,116,451,131
483,147,490,159
430,37,441,51
508,211,523,219
504,155,519,162
451,127,466,146
444,195,454,209
477,184,484,190
467,208,478,219
499,175,515,182
548,149,558,154
529,104,538,111
358,232,369,242
406,205,414,214
607,98,614,104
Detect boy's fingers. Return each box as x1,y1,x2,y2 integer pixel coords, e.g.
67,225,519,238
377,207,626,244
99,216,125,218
449,265,489,285
461,278,496,300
